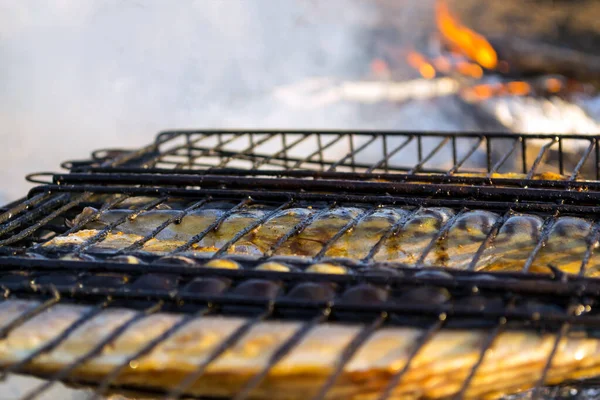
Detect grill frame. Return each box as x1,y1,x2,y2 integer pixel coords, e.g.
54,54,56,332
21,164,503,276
1,130,600,399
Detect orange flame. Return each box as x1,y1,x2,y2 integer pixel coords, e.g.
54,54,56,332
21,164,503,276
462,81,533,102
407,51,436,79
436,0,498,70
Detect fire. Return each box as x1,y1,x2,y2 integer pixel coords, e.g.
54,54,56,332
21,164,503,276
462,81,533,102
435,0,498,70
407,51,436,79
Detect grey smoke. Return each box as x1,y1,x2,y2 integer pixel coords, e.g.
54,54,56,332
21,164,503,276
0,0,389,202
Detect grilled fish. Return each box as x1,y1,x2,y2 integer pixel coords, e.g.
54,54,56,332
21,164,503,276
45,204,600,275
0,299,598,400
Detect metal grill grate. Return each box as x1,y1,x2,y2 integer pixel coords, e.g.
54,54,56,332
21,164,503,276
2,130,600,399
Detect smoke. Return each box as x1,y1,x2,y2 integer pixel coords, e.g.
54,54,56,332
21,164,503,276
0,0,389,202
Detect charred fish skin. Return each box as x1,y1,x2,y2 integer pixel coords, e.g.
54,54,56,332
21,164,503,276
475,214,544,272
273,207,365,258
324,208,407,260
530,217,594,275
0,300,599,399
231,207,315,256
422,210,499,269
44,206,600,276
373,208,455,265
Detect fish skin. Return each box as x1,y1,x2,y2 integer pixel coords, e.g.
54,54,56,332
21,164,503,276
0,300,598,399
46,207,600,274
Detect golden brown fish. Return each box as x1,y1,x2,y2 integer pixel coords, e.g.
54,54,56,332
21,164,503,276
0,299,597,400
45,205,600,275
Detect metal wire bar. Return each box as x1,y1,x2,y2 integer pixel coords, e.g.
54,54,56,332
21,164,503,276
281,134,289,170
376,317,446,400
291,134,345,170
311,312,387,400
407,137,451,174
453,322,505,399
366,135,414,173
73,196,169,254
596,138,600,181
89,307,212,400
316,134,325,171
0,293,61,339
415,208,469,266
522,137,528,174
521,215,560,273
558,138,564,176
30,184,600,216
466,210,515,271
55,172,600,205
214,133,280,168
362,207,423,262
487,138,521,177
531,322,571,400
211,200,295,258
19,302,164,400
383,135,389,172
145,132,236,168
169,198,253,254
327,135,379,172
61,194,129,237
0,194,70,238
118,198,212,254
253,134,313,169
526,139,557,180
0,302,109,380
165,306,274,400
263,203,337,258
531,299,580,400
232,310,331,400
446,137,484,175
0,192,53,226
570,139,595,181
314,207,378,261
578,222,600,277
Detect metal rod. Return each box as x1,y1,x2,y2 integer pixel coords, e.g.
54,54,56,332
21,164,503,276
314,207,378,261
415,208,468,266
165,306,274,400
311,313,387,400
74,196,169,254
19,302,164,400
291,134,345,170
169,198,252,254
447,137,484,175
377,317,445,400
408,137,451,174
367,136,414,173
233,310,330,400
327,135,378,172
521,215,559,273
467,210,514,271
0,302,109,380
211,200,295,258
118,198,212,254
263,203,336,258
89,307,211,399
570,139,595,181
453,322,504,399
526,138,557,180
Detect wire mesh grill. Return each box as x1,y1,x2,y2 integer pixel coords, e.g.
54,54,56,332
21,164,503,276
2,130,600,399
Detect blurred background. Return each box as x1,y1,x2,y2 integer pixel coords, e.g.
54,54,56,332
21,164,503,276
1,0,600,203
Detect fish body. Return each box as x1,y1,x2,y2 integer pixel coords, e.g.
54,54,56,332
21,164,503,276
0,299,597,399
47,205,600,275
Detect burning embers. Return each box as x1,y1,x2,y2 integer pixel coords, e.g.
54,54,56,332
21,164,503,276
401,0,586,103
435,0,497,71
